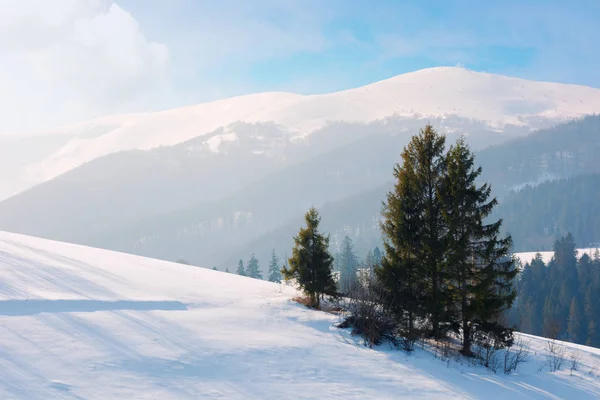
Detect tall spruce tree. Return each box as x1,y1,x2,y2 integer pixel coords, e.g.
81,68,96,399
236,259,246,276
440,138,516,355
378,124,446,339
338,236,359,294
267,249,282,283
246,253,262,280
283,207,336,308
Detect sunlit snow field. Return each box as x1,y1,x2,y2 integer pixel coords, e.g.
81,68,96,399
1,231,600,399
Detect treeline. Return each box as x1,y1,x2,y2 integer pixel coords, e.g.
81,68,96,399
492,174,600,251
234,250,285,283
282,125,518,363
511,233,600,347
227,232,383,296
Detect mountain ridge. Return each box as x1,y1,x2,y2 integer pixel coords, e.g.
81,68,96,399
4,66,600,200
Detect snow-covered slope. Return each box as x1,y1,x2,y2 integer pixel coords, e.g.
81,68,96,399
14,67,600,191
515,247,600,266
2,231,600,399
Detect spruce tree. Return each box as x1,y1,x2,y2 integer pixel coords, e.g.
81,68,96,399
236,259,246,276
373,246,383,267
440,138,516,355
568,297,582,343
364,249,375,275
378,125,446,340
338,236,359,294
267,249,282,283
246,253,262,279
378,124,447,339
283,207,336,308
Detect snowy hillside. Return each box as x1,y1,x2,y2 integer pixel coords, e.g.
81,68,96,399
8,66,600,196
515,247,600,266
2,232,600,399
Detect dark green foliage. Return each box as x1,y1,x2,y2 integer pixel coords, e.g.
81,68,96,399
478,114,600,197
267,249,282,283
212,266,218,271
378,124,448,340
283,207,336,308
493,174,600,251
375,125,516,353
338,236,359,294
512,233,600,347
441,138,516,354
246,253,262,280
378,125,444,341
236,259,246,276
568,297,582,343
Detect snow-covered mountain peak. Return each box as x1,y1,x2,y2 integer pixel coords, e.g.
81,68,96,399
6,67,600,199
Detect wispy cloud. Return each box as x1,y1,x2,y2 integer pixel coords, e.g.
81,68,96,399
1,0,598,133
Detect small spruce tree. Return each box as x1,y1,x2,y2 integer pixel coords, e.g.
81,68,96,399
267,249,282,283
283,207,336,308
338,236,359,294
246,253,262,279
236,259,246,276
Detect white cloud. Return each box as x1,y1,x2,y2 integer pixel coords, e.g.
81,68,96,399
0,0,170,132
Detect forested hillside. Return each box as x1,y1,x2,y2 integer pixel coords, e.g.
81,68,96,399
511,234,600,347
493,174,600,251
478,114,600,195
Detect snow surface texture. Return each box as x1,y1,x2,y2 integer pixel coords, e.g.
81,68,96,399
15,66,600,190
1,231,600,399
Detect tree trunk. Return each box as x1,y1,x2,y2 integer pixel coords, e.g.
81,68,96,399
462,318,471,355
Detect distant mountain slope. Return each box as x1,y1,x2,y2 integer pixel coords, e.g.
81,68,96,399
492,174,600,251
2,231,600,399
88,116,600,267
0,115,510,248
5,66,600,199
4,116,600,269
478,114,600,195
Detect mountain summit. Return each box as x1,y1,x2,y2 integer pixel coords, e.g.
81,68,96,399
6,67,600,199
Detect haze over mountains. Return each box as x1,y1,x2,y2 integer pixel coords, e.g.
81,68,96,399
1,67,600,270
3,66,600,199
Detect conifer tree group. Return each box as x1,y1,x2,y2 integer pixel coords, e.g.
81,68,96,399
376,125,516,353
280,125,516,355
514,234,600,347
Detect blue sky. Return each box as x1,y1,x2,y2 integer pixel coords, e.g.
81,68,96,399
121,0,600,103
1,0,599,132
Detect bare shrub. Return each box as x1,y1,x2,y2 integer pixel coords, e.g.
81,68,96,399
539,339,566,372
473,329,504,373
337,275,397,348
569,351,582,375
433,339,453,361
292,295,319,309
503,339,530,375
